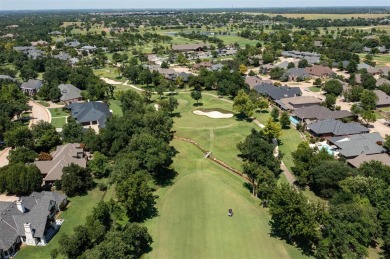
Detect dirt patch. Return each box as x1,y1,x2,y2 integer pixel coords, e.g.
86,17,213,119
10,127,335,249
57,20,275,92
100,77,123,85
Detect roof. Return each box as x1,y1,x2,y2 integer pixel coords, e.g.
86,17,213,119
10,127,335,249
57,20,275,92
276,96,322,110
293,105,352,121
347,153,390,168
172,44,209,51
0,192,66,251
193,62,213,69
254,83,302,100
58,84,82,102
35,143,86,181
0,75,16,81
376,78,390,87
358,63,380,74
65,40,80,48
245,76,264,88
53,52,71,61
20,79,43,90
307,119,369,136
374,90,390,107
305,65,335,77
329,132,386,158
66,101,112,128
284,68,310,78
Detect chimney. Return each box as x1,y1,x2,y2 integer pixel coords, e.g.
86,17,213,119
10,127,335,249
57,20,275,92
17,200,25,213
24,223,37,246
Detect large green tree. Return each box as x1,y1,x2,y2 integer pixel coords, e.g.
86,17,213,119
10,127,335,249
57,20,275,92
233,89,255,118
61,163,93,197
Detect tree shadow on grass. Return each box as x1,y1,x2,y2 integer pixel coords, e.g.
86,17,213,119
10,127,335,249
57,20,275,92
171,112,182,118
268,221,316,257
234,113,254,122
193,103,203,107
154,167,178,187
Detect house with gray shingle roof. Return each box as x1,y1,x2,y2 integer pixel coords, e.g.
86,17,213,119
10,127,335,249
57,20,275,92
328,132,386,158
254,83,302,100
58,84,82,104
374,90,390,108
65,40,80,48
307,119,369,138
172,43,209,52
66,101,112,129
293,105,352,123
20,79,43,96
283,68,311,81
0,75,16,81
347,153,390,168
0,192,67,258
35,143,86,184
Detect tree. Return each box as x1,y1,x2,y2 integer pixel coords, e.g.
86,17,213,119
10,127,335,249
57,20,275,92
7,147,38,164
324,94,337,109
280,111,290,129
61,163,93,197
385,135,390,152
313,78,322,87
237,129,280,173
323,79,343,96
298,59,309,68
271,107,279,121
337,61,344,71
243,162,275,199
269,67,285,80
309,160,354,198
4,126,33,149
58,225,91,259
361,110,377,125
82,128,101,152
191,90,202,105
360,89,378,111
0,163,42,195
159,96,179,115
31,120,61,152
233,89,255,118
177,53,188,65
116,172,156,222
239,64,248,75
287,62,295,69
62,117,84,143
346,60,358,73
269,184,321,250
257,98,269,111
262,118,282,141
88,152,111,178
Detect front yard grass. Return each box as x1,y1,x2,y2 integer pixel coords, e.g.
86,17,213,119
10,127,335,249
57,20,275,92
48,108,68,118
51,117,67,128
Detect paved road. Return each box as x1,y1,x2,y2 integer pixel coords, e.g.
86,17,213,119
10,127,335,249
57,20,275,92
29,100,51,127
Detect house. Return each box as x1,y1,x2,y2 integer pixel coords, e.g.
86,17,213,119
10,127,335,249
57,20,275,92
58,84,82,104
177,72,192,82
48,31,62,35
307,119,369,138
275,60,298,70
0,75,16,81
283,68,310,81
260,63,275,74
193,62,213,70
53,52,71,61
0,192,67,258
65,40,80,48
31,40,48,46
172,44,209,52
305,65,336,78
20,79,43,96
347,153,390,168
374,90,390,108
80,45,97,52
328,132,386,158
209,63,224,72
376,78,390,87
254,83,302,100
13,46,43,59
357,63,380,75
275,96,322,110
363,46,372,53
293,105,352,123
66,101,112,129
378,66,390,77
245,76,272,89
280,51,321,64
35,143,86,184
147,65,177,80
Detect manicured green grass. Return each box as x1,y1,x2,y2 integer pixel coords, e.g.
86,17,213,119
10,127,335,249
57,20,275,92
109,99,123,116
17,187,111,259
278,128,303,172
51,117,67,128
216,35,260,46
173,93,255,171
145,139,307,259
309,87,321,92
48,108,68,117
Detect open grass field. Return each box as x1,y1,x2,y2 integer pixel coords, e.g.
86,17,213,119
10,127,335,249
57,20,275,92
17,185,114,259
145,139,307,259
108,99,123,116
216,35,259,46
358,53,390,66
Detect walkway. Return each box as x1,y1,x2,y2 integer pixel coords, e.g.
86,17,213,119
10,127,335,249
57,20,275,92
281,162,297,186
29,100,51,127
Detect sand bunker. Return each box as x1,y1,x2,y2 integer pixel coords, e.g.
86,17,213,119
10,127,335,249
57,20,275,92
193,110,234,119
100,77,123,85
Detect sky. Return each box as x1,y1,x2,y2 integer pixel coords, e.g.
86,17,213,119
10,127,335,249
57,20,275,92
0,0,389,10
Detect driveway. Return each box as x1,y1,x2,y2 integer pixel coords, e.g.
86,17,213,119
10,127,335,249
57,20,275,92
29,100,51,127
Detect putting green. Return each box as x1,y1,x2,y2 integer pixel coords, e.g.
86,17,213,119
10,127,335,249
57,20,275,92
145,140,307,259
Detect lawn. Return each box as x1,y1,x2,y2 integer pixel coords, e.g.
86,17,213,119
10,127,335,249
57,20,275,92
51,117,67,128
48,108,68,118
17,187,112,259
215,35,260,46
36,101,50,107
144,139,307,259
173,93,255,171
358,53,390,66
309,87,321,92
109,99,123,116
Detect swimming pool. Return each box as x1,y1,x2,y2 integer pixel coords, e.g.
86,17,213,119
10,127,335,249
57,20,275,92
318,143,334,155
289,116,299,125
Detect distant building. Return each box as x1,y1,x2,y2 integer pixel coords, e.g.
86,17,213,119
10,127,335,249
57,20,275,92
254,83,302,100
374,90,390,108
307,119,369,138
305,65,335,78
275,96,322,110
172,44,209,52
293,105,352,123
58,84,82,104
347,153,390,168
